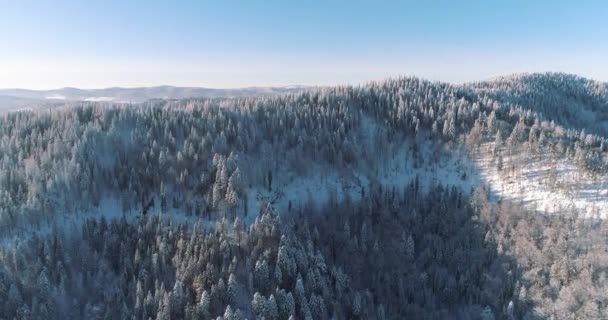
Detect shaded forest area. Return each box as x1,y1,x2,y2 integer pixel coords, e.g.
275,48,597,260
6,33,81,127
1,181,607,319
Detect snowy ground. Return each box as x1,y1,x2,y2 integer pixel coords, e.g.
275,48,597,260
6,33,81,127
472,143,608,217
244,116,478,222
244,142,478,221
0,197,125,246
0,196,217,246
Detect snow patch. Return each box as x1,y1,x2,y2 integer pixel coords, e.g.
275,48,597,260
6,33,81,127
45,94,66,100
84,96,115,102
244,140,478,224
240,115,479,223
473,143,608,217
0,195,217,247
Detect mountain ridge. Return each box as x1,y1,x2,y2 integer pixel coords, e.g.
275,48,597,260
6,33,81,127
0,71,607,319
3,71,608,117
0,85,312,112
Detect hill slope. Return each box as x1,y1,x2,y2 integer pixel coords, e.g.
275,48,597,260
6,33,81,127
0,73,607,319
467,72,608,137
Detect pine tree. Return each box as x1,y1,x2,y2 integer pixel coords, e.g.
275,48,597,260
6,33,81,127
199,290,211,319
255,259,270,293
227,274,239,305
275,289,295,320
252,292,268,319
267,294,279,320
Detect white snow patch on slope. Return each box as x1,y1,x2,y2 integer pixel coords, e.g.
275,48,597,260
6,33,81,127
84,96,115,102
243,115,478,223
244,143,476,224
0,197,126,246
45,94,66,100
0,195,216,246
473,143,608,217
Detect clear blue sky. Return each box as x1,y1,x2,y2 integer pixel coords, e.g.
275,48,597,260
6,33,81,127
1,0,607,89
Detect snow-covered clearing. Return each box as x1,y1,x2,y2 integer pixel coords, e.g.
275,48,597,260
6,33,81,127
0,195,217,247
472,143,608,217
84,96,115,102
244,116,478,221
0,197,125,246
246,143,477,220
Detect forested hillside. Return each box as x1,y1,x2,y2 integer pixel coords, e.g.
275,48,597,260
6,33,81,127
470,73,608,137
0,73,607,319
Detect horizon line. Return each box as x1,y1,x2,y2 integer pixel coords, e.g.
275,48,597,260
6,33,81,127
0,71,606,92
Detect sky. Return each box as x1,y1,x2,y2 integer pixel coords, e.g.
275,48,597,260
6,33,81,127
0,0,607,89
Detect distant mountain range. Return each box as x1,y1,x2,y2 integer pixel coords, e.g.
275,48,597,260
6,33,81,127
0,85,309,112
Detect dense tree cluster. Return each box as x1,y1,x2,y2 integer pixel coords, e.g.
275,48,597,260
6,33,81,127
1,73,607,230
470,72,608,137
1,180,607,319
0,72,607,319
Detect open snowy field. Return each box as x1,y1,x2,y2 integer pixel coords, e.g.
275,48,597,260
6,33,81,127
473,143,608,217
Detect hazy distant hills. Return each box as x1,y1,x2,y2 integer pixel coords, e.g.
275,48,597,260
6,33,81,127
0,85,309,112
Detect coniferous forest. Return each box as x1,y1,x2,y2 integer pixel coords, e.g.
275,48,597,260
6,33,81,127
1,73,608,319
